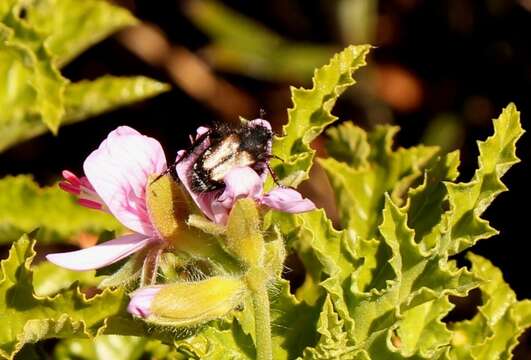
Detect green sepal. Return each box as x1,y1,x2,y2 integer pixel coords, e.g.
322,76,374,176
97,249,147,289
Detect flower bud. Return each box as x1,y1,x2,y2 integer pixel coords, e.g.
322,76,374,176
226,198,264,267
146,174,193,244
129,276,246,327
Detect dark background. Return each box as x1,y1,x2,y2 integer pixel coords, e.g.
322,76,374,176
1,0,530,353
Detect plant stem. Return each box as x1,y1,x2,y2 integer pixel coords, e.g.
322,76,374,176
246,267,272,360
140,245,162,287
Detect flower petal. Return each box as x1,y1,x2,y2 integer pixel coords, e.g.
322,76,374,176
210,167,263,224
218,166,263,205
46,233,154,271
260,187,316,213
84,126,166,235
175,136,216,219
128,286,162,318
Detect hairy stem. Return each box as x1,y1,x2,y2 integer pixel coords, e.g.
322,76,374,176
140,245,162,287
246,267,272,360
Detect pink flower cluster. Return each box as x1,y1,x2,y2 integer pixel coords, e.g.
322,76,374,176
47,122,315,272
47,122,315,319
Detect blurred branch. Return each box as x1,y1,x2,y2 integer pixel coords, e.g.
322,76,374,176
117,23,257,120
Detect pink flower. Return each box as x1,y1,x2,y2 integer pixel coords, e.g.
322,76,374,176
175,120,316,225
46,126,167,271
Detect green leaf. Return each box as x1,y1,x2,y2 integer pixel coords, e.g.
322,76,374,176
270,45,371,188
345,197,476,348
25,0,137,67
0,175,122,244
404,151,460,249
447,254,531,359
288,199,477,356
175,320,256,359
0,75,170,153
0,2,168,153
62,76,171,124
0,235,127,359
0,15,67,145
301,296,355,359
321,123,439,239
441,103,524,255
325,122,370,169
186,0,334,82
32,262,98,297
54,335,150,360
396,296,454,358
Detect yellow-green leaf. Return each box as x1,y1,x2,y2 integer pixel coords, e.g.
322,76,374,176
271,45,371,188
0,175,122,244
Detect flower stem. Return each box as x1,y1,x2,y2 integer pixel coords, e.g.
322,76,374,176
246,267,272,360
140,245,162,287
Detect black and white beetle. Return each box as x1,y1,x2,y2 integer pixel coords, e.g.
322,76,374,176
158,120,275,193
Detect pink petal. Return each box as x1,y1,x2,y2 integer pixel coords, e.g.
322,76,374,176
175,134,216,220
211,167,263,224
46,233,155,271
128,286,162,318
260,187,316,213
84,126,166,236
218,167,263,204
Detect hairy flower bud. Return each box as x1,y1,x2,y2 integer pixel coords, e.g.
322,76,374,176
226,198,264,267
129,276,246,327
146,174,193,244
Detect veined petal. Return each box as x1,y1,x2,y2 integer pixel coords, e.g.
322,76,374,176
218,166,263,205
84,126,166,236
128,286,162,318
46,233,155,271
260,187,316,213
209,167,263,224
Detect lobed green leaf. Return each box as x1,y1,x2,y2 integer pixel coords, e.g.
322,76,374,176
441,103,524,255
321,123,439,239
447,254,531,359
25,0,137,67
0,235,126,359
270,44,371,188
62,75,171,124
0,1,169,152
0,175,122,245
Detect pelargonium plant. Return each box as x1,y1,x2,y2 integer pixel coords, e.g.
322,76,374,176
1,43,530,360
